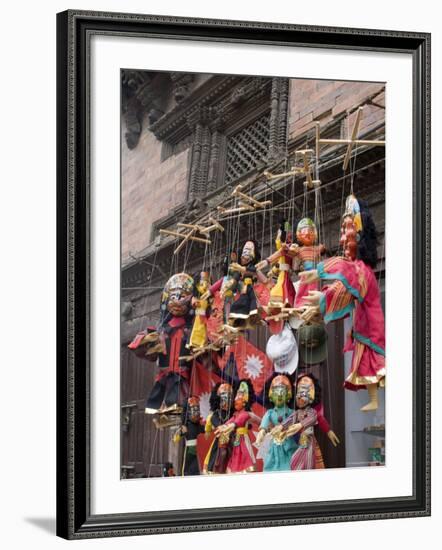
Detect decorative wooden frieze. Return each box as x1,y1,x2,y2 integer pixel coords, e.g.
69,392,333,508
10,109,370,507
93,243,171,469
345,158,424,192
268,77,289,162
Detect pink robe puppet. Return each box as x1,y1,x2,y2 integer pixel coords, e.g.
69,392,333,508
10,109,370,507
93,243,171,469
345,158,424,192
215,380,259,473
278,374,322,470
317,257,385,391
301,196,385,411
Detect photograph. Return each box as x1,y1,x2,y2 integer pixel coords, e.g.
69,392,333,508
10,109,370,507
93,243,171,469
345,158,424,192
55,9,430,538
120,70,386,479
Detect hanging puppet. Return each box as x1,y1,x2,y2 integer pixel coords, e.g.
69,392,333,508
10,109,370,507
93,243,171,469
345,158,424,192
289,217,326,308
299,195,385,411
256,221,296,310
141,273,195,416
215,379,260,473
187,271,212,352
255,374,297,472
274,373,323,470
203,241,260,334
173,396,204,476
202,382,235,474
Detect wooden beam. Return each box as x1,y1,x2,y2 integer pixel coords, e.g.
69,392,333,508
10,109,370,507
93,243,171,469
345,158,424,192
318,138,385,146
343,107,363,171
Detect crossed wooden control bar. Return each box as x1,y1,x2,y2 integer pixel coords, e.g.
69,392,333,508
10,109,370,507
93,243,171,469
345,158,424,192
159,216,224,255
263,149,320,189
217,184,272,216
315,107,385,171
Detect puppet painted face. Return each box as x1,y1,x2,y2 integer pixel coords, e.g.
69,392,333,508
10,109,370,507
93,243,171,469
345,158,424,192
295,376,315,409
269,375,292,407
187,397,200,423
296,218,317,246
163,273,194,316
234,381,249,411
340,215,358,261
240,241,256,265
217,383,233,411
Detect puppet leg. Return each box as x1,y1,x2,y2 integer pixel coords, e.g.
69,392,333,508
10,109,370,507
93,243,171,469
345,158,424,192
360,383,379,412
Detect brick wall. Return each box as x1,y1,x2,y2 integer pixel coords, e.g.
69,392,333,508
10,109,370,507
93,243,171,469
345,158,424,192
288,79,385,140
122,112,190,264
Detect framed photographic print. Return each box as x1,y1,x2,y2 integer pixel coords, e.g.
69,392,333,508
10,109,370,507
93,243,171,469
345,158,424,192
56,10,431,539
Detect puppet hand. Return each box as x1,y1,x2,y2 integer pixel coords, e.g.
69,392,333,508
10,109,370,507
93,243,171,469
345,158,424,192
269,425,283,438
299,269,319,284
255,429,266,447
286,423,302,437
327,430,340,447
288,244,300,256
229,262,245,273
255,259,269,271
301,305,321,322
303,290,323,306
200,290,212,301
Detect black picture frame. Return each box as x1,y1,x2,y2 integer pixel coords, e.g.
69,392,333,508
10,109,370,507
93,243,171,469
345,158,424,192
56,9,431,539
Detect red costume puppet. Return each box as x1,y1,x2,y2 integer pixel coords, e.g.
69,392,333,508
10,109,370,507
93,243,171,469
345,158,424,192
215,379,260,473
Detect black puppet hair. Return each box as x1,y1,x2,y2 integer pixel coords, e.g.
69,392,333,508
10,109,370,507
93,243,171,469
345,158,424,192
262,372,295,409
295,372,322,408
236,378,255,411
357,199,378,269
209,383,221,412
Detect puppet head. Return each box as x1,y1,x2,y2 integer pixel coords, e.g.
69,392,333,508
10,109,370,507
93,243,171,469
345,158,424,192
269,374,292,407
196,271,211,295
217,383,233,412
295,373,321,409
234,379,254,411
340,194,363,261
296,218,317,246
162,273,194,317
240,240,256,266
295,375,316,409
186,396,201,423
278,220,293,245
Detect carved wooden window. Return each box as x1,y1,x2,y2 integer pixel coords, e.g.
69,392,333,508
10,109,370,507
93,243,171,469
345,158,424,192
224,112,271,185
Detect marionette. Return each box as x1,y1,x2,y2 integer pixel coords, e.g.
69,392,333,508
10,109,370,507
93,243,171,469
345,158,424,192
187,271,212,351
255,374,297,472
143,273,195,415
173,396,204,476
216,379,259,473
299,195,385,411
289,218,326,308
255,221,296,309
274,373,323,470
204,241,260,332
202,382,235,474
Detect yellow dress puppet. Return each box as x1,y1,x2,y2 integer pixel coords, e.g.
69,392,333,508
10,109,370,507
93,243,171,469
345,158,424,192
188,271,211,351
